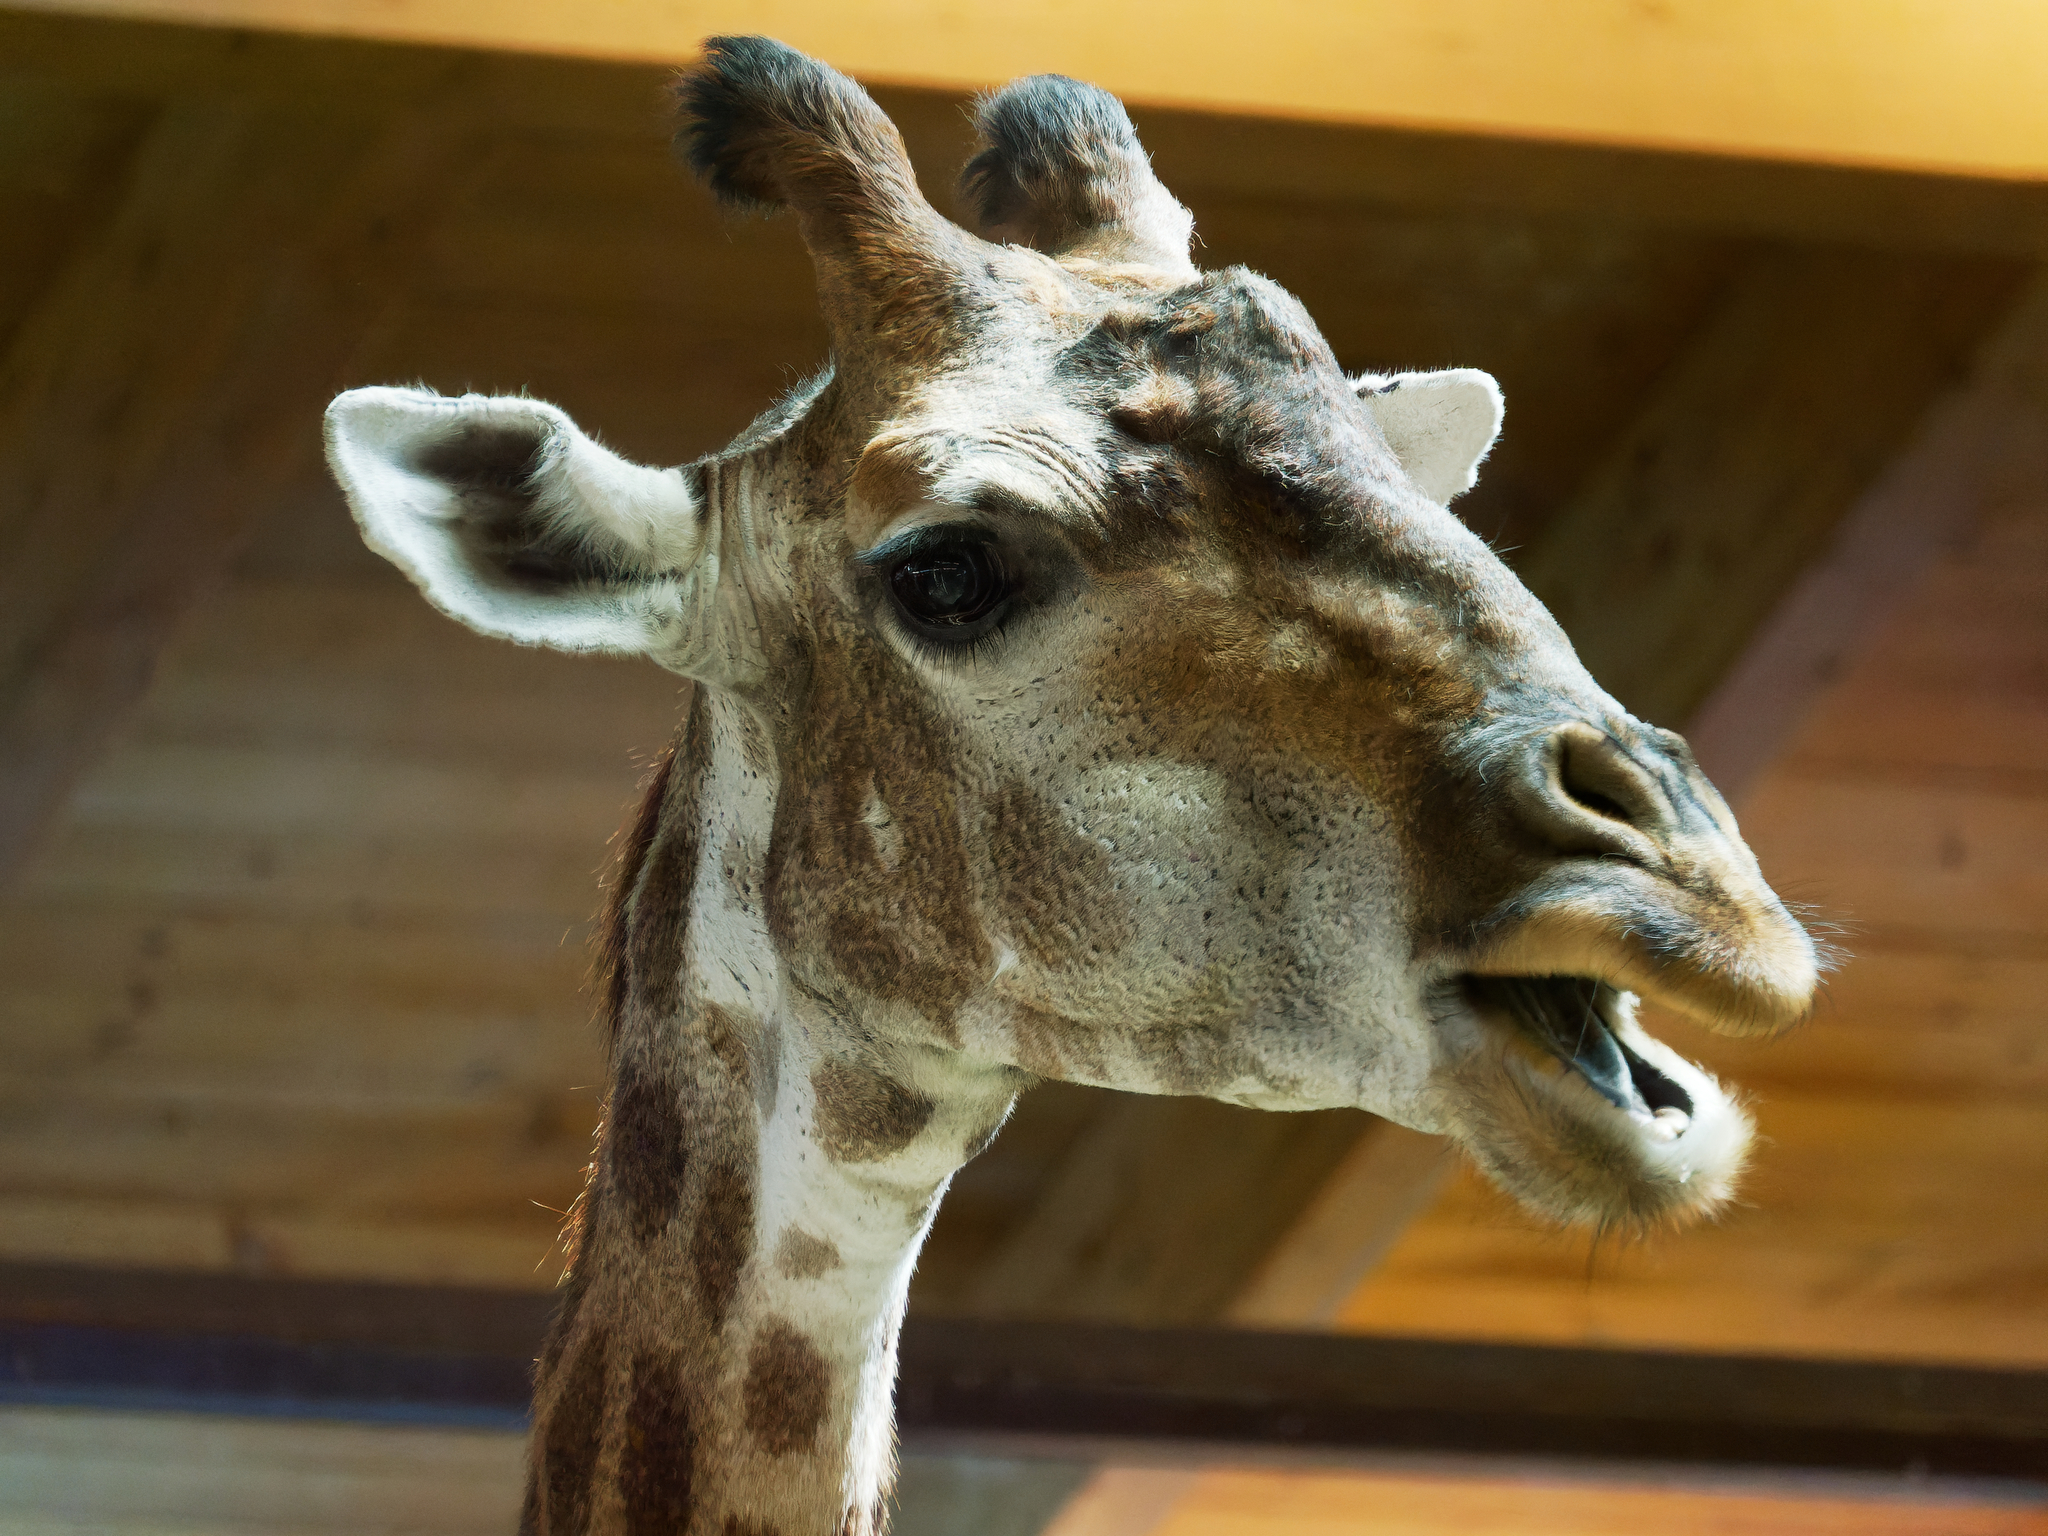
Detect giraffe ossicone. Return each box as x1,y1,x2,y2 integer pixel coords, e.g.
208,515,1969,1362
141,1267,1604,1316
325,35,1818,1536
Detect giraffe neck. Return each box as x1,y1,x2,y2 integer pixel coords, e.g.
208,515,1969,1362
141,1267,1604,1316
524,687,1019,1536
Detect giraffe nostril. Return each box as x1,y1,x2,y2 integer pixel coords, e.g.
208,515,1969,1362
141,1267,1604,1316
1511,722,1673,857
1554,726,1664,835
1561,778,1632,824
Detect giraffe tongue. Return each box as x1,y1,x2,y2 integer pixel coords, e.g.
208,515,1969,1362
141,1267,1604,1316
1467,975,1641,1111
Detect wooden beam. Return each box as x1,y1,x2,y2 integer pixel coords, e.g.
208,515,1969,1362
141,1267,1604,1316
897,1321,2048,1484
1518,246,2031,727
3,1263,2042,1482
1687,271,2048,803
9,10,2048,262
0,53,486,886
1224,1122,1453,1330
14,0,2048,182
954,1098,1371,1326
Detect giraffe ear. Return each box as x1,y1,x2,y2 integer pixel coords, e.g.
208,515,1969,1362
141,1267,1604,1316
1355,368,1504,504
324,386,716,661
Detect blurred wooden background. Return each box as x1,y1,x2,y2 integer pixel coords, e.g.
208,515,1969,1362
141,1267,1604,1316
2,6,2046,1533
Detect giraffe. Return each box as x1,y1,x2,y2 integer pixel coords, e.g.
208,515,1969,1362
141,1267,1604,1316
322,37,1819,1536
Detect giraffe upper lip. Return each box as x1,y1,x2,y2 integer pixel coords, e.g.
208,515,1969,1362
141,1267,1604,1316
1462,859,1821,1040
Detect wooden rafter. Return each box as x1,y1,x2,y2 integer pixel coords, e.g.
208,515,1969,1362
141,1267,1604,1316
3,1262,2042,1482
1520,246,2030,726
12,0,2048,181
0,50,491,886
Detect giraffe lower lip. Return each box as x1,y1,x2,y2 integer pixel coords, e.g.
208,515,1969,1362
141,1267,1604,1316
1463,974,1695,1122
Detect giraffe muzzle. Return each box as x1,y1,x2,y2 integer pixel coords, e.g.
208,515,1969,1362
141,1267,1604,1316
1486,718,1821,1039
1411,714,1821,1228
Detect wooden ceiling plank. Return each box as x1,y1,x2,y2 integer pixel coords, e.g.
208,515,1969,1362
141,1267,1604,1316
12,10,2048,259
1519,247,2032,728
1685,272,2048,801
14,0,2048,184
0,97,493,889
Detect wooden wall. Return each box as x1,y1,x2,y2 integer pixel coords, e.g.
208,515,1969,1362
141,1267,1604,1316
0,489,675,1282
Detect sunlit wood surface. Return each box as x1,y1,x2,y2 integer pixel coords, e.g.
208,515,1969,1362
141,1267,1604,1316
1147,1467,2048,1536
12,0,2048,181
1343,491,2048,1367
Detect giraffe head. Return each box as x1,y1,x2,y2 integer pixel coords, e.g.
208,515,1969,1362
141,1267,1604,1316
325,39,1817,1232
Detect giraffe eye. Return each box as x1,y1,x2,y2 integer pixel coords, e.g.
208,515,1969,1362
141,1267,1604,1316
883,535,1013,636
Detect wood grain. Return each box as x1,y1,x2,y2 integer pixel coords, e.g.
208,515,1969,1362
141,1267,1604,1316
1152,1468,2048,1536
15,0,2048,183
0,90,488,886
1518,246,2027,725
944,1098,1371,1325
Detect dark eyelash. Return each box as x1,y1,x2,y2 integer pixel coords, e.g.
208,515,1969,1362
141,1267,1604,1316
899,621,1013,673
853,522,991,568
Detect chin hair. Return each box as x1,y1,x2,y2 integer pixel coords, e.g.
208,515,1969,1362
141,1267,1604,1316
1435,1045,1754,1232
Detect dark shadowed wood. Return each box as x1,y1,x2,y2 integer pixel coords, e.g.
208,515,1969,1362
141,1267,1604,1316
948,1098,1371,1325
2,1262,2041,1482
1519,246,2029,725
0,86,487,887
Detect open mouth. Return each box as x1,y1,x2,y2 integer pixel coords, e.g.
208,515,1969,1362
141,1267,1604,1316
1464,975,1696,1141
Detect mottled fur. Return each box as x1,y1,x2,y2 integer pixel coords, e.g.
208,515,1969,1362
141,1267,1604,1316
325,36,1818,1536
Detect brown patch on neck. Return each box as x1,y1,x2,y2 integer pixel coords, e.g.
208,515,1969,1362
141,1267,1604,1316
742,1320,833,1456
532,1326,609,1536
705,999,778,1121
620,1350,696,1533
608,1071,689,1245
774,1227,843,1280
690,1157,756,1331
765,623,992,1030
621,693,715,1037
598,745,677,1057
811,1061,935,1163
